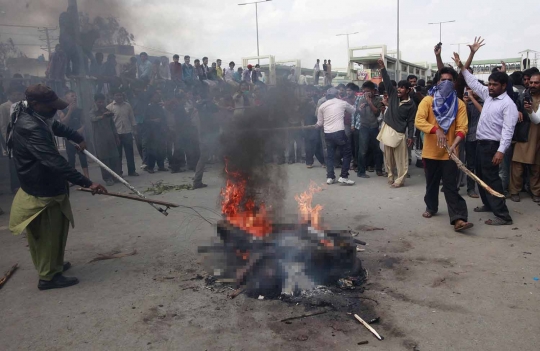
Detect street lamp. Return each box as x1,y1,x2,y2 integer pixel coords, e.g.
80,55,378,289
451,42,468,57
336,32,359,79
428,20,455,43
238,0,272,58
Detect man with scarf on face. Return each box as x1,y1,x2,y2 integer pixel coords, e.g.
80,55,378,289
7,84,107,290
415,67,473,232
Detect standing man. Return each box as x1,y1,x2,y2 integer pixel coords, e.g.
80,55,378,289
415,67,473,232
137,52,152,82
326,60,333,85
243,65,253,84
182,55,195,88
353,81,384,178
453,37,519,225
407,75,418,88
8,84,107,290
322,60,328,85
316,87,356,185
142,90,167,173
107,90,139,177
57,91,90,179
170,54,183,86
510,72,540,202
216,59,224,81
463,88,483,198
313,59,321,86
224,61,238,88
376,57,416,188
193,89,219,189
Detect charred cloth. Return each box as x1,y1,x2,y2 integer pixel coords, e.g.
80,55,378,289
199,220,366,299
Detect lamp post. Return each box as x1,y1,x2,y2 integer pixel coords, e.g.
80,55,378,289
336,32,359,79
451,42,468,57
428,20,455,43
238,0,272,59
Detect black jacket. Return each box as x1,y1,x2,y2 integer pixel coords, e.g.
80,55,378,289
12,110,92,197
381,68,417,138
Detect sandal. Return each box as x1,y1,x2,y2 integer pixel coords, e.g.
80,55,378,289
387,179,395,185
454,220,474,232
473,206,490,213
390,183,404,188
485,218,513,226
422,211,434,218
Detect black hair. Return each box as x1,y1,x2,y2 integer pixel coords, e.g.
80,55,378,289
523,68,539,78
509,71,523,86
140,52,148,56
173,54,179,59
229,61,235,66
390,80,397,87
194,59,200,63
346,83,360,92
361,81,376,91
94,93,106,101
95,52,104,58
439,67,458,80
417,79,426,87
488,71,509,85
397,80,411,89
491,66,501,73
184,55,190,59
337,83,346,89
202,56,208,61
378,82,385,95
407,75,418,81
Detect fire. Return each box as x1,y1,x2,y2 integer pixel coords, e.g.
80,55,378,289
294,181,324,230
220,159,272,237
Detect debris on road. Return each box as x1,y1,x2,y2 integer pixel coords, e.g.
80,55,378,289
358,340,369,345
144,181,192,195
0,263,19,289
354,314,383,340
279,310,328,323
88,249,137,263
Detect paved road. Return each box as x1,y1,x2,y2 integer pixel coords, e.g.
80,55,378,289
0,158,539,350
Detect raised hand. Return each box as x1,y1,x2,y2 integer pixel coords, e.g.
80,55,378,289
467,36,485,53
377,55,385,69
498,61,507,73
450,52,463,69
434,44,442,56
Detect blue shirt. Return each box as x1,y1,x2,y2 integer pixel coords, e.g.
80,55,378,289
182,64,194,81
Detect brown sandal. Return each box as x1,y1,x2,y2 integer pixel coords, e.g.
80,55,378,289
390,183,404,188
422,211,434,218
454,220,474,232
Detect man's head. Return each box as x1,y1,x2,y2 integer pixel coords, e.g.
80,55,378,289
337,84,346,97
184,55,190,64
523,68,539,88
94,93,106,110
202,57,208,65
130,56,137,64
438,67,458,84
239,81,249,92
113,90,125,104
217,59,222,67
173,54,179,63
140,52,148,62
324,59,327,63
107,54,116,64
317,59,320,63
487,71,508,98
7,85,25,103
407,75,418,87
328,60,331,64
212,62,217,69
510,71,523,86
54,44,62,53
397,80,411,100
64,90,77,105
247,64,253,71
238,67,243,73
326,87,338,100
361,81,376,96
161,56,169,65
194,59,200,67
229,61,235,69
150,89,161,103
25,84,69,118
529,72,540,95
95,52,104,64
345,83,360,97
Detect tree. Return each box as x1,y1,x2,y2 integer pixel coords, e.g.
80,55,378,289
0,36,25,69
79,13,135,46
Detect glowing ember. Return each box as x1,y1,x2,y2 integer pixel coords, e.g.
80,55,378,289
220,159,272,237
294,181,324,230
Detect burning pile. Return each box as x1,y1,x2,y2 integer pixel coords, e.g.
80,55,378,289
201,169,365,297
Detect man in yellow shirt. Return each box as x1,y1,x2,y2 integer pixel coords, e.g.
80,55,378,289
415,67,473,232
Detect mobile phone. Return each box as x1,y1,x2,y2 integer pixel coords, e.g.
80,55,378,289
464,91,469,97
524,95,531,104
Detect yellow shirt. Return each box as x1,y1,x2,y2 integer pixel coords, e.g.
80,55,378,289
415,96,468,161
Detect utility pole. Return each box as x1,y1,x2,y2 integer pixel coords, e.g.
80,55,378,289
336,32,359,79
428,20,455,43
396,0,400,80
450,42,468,58
37,27,56,59
238,0,272,62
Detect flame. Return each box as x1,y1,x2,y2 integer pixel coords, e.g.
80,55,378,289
220,159,272,237
294,181,324,230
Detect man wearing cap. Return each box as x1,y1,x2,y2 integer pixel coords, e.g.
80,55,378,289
243,65,253,84
315,87,356,185
7,84,107,290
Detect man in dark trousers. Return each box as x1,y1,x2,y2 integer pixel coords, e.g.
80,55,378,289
142,89,167,173
7,84,106,290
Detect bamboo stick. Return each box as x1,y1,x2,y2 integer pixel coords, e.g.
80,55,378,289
354,314,383,340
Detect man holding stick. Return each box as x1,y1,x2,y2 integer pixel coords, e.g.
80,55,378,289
7,84,107,290
453,37,519,225
415,66,473,232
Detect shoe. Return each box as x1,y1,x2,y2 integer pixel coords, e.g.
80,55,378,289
367,167,374,172
192,182,208,189
128,172,139,176
338,177,355,185
357,173,370,178
326,178,335,185
63,262,72,272
140,164,147,169
533,196,540,203
322,164,326,168
376,171,384,177
38,274,79,291
143,167,155,174
157,168,167,172
288,160,295,164
467,190,479,198
510,194,520,202
306,164,313,169
105,179,115,186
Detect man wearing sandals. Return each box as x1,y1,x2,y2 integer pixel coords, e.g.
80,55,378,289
415,67,473,232
453,37,519,226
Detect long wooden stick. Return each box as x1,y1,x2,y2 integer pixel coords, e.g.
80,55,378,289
0,264,19,289
354,314,383,340
77,188,180,207
445,146,504,198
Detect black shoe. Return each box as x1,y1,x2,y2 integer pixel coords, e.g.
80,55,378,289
144,167,155,174
63,261,72,272
288,160,295,164
192,183,208,189
157,168,168,172
128,172,140,177
38,274,79,291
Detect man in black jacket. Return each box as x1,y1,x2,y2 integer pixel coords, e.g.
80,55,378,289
7,84,106,290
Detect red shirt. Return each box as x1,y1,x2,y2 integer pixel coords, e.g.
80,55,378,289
170,62,182,81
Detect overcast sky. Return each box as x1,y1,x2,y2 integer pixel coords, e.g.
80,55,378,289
5,0,540,68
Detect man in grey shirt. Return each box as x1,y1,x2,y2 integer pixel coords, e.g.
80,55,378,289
352,81,383,177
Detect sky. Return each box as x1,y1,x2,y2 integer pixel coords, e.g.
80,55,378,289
3,0,540,69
